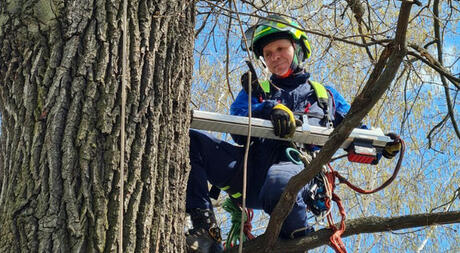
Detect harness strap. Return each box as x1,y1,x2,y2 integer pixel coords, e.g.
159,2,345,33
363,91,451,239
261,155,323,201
309,80,334,127
309,80,329,109
209,185,221,200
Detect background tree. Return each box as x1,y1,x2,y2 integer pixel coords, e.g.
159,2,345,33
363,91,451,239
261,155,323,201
192,0,459,252
0,0,194,252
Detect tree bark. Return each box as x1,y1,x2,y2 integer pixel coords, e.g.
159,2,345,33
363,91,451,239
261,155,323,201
0,0,195,252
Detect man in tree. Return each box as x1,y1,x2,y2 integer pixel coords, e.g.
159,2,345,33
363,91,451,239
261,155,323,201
186,15,401,252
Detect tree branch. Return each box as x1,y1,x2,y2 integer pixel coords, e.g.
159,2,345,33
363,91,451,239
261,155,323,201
225,211,460,253
201,0,391,48
407,44,460,89
432,0,460,140
225,0,235,101
345,0,375,62
426,112,449,152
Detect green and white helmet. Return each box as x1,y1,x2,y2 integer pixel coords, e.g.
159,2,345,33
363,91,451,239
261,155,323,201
242,15,312,62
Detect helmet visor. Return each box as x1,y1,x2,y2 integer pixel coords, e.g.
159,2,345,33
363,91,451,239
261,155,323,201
241,25,257,52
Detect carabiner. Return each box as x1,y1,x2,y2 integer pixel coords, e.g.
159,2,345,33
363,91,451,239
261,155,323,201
285,147,303,165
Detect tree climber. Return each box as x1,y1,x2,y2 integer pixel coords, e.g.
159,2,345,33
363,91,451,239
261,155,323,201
185,14,401,253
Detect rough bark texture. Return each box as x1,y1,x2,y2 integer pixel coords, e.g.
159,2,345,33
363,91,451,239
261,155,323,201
0,0,195,252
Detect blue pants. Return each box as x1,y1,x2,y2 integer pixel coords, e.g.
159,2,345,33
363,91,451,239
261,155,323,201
186,129,314,238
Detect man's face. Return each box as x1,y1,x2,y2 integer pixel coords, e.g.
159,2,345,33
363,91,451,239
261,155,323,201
262,39,294,76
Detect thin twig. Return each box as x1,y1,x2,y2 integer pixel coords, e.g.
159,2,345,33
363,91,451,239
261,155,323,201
225,1,235,101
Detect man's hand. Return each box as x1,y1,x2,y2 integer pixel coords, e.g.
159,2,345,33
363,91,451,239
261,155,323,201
270,104,300,138
383,133,402,159
241,61,265,98
241,72,265,97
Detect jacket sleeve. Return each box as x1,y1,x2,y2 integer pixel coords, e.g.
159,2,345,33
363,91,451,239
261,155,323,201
230,90,277,144
326,86,350,126
230,90,276,118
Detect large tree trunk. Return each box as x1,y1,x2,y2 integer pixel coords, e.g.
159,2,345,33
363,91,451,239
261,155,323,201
0,0,195,252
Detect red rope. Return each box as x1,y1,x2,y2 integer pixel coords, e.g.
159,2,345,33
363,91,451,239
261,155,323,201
243,208,255,240
335,134,405,194
325,167,347,253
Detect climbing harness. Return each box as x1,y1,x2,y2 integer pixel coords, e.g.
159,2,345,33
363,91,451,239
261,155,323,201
308,80,334,128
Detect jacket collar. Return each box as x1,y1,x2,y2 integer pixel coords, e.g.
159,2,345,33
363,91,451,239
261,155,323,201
270,67,310,89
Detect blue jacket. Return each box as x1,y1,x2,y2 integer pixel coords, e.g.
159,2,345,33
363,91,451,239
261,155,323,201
230,69,350,145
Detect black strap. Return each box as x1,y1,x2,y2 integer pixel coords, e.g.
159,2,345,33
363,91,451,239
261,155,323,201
209,165,244,201
209,185,221,200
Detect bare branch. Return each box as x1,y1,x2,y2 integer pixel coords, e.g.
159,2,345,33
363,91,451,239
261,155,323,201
345,0,375,61
408,44,460,89
201,0,391,49
195,12,212,38
225,211,460,252
427,113,449,152
225,1,235,101
432,0,460,140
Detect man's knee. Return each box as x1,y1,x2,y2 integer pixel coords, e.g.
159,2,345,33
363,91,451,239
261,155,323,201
260,183,284,214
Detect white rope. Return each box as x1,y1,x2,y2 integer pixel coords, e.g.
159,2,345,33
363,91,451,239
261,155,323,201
232,2,255,252
119,0,128,251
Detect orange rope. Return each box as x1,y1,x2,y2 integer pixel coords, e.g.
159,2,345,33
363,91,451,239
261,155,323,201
325,167,347,253
243,208,255,240
336,134,405,195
